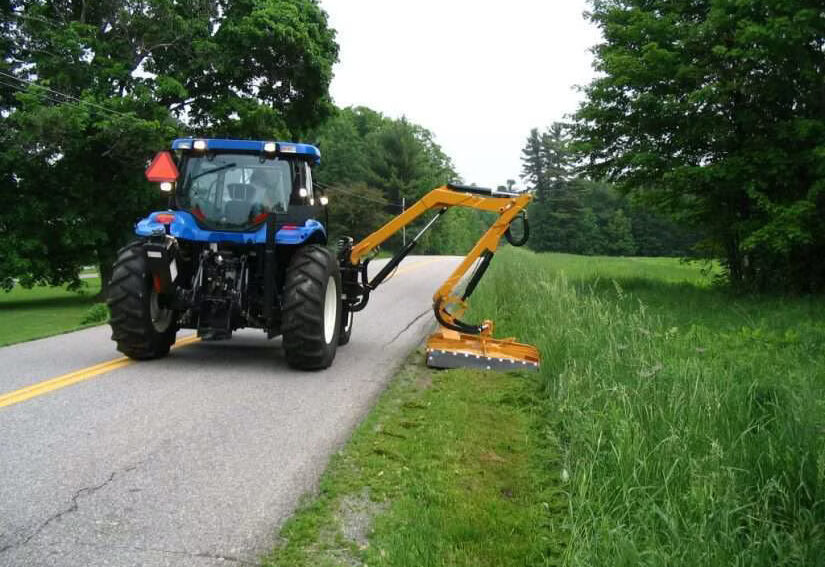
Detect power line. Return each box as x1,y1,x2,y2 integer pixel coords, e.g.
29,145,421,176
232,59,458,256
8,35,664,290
0,77,91,112
0,70,146,122
316,181,404,209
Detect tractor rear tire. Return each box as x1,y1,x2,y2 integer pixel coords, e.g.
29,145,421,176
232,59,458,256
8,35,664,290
281,245,342,370
107,241,176,360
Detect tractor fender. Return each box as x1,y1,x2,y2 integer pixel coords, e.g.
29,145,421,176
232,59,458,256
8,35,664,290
135,211,326,245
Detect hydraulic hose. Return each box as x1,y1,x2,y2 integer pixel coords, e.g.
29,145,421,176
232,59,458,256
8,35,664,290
504,211,529,247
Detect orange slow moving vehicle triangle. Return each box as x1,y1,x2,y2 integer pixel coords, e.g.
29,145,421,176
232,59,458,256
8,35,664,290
145,151,179,182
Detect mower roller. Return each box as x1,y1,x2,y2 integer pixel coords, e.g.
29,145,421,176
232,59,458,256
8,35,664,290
109,138,539,372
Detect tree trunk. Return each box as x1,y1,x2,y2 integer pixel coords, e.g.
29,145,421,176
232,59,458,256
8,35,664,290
96,251,114,301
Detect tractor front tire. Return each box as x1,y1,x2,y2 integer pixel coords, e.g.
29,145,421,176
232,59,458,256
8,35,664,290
282,245,342,370
107,242,176,360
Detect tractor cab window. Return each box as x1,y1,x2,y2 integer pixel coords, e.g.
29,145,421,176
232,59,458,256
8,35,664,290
177,153,294,230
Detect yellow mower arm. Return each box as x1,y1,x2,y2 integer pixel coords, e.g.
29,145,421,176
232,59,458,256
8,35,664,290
339,184,540,372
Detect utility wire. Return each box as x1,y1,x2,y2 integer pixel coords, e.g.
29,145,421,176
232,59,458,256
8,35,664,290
0,70,147,122
316,181,405,210
0,77,92,112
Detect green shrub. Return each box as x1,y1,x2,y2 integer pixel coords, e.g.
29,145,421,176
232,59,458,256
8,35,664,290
80,303,109,325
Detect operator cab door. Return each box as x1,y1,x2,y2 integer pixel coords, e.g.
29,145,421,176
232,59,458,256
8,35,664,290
282,160,325,236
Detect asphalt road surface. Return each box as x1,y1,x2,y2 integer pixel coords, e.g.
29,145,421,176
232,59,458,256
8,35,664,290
0,256,461,566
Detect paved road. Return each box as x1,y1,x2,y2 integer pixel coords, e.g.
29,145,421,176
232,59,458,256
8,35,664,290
0,256,460,566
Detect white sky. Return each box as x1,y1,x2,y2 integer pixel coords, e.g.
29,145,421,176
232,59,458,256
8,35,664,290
319,0,601,188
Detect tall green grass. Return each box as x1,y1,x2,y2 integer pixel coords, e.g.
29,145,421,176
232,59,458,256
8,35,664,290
471,249,825,566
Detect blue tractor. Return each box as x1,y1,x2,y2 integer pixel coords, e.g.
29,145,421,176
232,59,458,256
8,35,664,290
107,138,351,370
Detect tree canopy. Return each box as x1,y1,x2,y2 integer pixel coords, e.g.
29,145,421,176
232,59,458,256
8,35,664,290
313,106,485,255
0,0,338,291
576,0,825,290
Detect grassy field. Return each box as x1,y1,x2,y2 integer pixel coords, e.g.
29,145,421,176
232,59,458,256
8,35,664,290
0,278,105,346
267,249,825,566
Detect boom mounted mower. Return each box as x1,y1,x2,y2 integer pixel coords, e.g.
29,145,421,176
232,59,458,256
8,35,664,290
337,184,540,372
108,138,539,372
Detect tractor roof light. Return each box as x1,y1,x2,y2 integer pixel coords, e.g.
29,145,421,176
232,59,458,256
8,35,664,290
192,139,207,151
279,144,297,154
263,142,277,153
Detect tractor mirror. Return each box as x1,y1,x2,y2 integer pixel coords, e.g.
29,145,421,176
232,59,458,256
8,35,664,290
145,151,179,182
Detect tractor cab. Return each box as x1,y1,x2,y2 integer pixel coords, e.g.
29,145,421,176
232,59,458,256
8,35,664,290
143,138,325,237
170,138,321,231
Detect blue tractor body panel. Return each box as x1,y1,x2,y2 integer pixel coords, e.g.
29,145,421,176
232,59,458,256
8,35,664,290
135,210,325,245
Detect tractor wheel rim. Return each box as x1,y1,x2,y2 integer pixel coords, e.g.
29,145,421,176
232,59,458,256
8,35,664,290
324,276,337,344
150,290,172,333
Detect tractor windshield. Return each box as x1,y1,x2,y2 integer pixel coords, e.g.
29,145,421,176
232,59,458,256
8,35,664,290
176,153,294,230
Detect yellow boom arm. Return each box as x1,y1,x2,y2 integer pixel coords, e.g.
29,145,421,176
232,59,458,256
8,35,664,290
339,184,540,372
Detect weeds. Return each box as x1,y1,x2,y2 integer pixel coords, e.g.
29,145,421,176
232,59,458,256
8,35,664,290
471,249,825,566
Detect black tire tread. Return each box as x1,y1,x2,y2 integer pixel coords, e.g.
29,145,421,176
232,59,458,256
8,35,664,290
281,245,340,370
106,241,175,360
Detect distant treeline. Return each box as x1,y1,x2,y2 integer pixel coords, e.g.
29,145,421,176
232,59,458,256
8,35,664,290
521,125,698,258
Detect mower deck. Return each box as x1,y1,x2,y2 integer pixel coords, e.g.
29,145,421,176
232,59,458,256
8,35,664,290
425,327,540,372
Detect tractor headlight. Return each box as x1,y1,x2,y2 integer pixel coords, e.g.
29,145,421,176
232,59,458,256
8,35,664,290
160,181,173,192
298,187,308,198
320,195,328,206
193,139,207,151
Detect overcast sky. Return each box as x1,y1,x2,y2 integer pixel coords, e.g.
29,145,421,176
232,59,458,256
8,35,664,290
319,0,601,188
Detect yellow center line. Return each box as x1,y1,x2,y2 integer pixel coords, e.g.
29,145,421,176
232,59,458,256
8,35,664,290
0,256,450,409
0,334,201,409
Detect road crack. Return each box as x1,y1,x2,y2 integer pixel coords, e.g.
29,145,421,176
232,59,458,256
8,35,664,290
0,462,142,555
384,309,431,346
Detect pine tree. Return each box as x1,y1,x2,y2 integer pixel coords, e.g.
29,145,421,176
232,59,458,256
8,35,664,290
574,208,606,255
605,209,637,256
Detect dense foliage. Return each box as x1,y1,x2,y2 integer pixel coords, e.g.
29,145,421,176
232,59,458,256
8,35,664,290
313,106,486,255
521,124,696,257
0,0,338,291
576,0,825,290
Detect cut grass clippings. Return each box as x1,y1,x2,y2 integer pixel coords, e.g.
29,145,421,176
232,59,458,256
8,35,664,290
0,278,105,346
264,350,565,567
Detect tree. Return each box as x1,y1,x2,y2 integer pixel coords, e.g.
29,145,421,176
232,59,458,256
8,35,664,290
324,183,393,244
520,123,583,252
312,106,463,254
574,208,605,256
520,128,547,197
576,0,825,291
0,0,338,292
604,209,636,256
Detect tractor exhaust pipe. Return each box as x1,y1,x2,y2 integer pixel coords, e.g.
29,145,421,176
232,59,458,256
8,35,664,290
264,213,278,336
